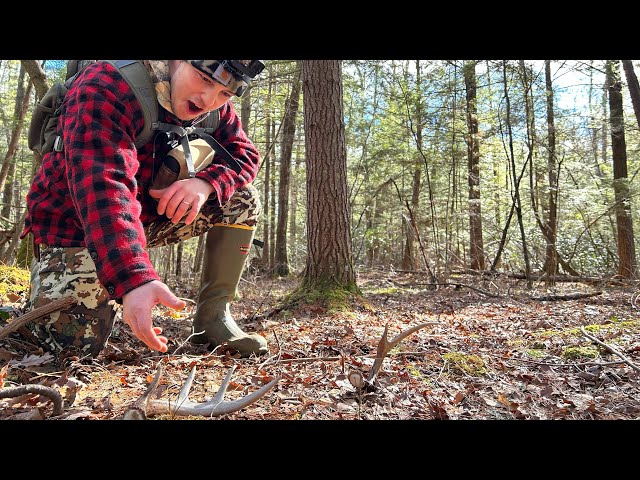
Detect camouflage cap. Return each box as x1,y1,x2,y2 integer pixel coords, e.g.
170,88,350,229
189,60,265,97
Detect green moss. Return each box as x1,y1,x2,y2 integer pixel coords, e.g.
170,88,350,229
561,345,599,359
405,364,423,379
367,287,400,295
507,338,526,348
526,349,547,358
535,319,640,339
443,352,487,376
0,265,30,299
281,279,362,313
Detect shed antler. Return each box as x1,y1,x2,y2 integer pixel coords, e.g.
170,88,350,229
124,363,280,419
366,321,439,388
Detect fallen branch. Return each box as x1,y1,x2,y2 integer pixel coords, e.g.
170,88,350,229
530,291,602,301
580,326,640,373
0,384,63,416
414,282,502,298
0,296,76,340
509,272,628,286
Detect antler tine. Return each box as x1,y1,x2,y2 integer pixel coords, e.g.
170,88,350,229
176,365,198,405
366,321,439,385
211,365,237,404
144,366,280,418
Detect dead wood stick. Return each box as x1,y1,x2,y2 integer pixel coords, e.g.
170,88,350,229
530,291,602,301
580,326,640,373
0,384,63,416
390,280,501,298
0,296,76,340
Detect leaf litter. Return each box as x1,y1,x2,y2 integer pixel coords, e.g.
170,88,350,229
0,269,639,420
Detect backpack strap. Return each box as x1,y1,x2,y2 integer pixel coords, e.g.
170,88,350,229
202,109,220,132
105,60,159,148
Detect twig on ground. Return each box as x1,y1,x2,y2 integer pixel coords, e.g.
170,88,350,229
172,329,205,355
580,326,640,373
530,291,602,301
390,280,501,298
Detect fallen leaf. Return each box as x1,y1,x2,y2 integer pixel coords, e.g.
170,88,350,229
6,409,44,420
453,392,465,405
6,292,21,302
8,352,54,368
0,348,15,362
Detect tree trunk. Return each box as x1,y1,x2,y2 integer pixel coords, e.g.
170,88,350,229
621,60,640,129
261,67,273,272
269,116,276,270
175,242,183,276
463,60,485,271
288,142,302,264
606,60,636,278
274,62,302,276
240,85,252,132
492,61,531,284
19,60,48,100
1,64,27,223
300,60,357,292
0,70,32,196
543,60,559,279
193,234,205,273
402,60,422,271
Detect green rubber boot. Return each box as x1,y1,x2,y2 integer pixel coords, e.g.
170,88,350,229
191,224,268,357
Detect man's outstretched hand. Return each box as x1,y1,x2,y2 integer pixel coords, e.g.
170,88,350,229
122,280,186,352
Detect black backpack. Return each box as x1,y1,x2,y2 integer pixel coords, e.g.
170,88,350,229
26,60,239,177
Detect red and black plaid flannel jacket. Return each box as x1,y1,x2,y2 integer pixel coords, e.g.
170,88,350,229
21,61,260,300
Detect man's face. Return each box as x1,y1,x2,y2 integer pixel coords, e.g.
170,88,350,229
169,61,236,121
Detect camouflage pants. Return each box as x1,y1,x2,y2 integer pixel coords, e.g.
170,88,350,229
27,184,261,357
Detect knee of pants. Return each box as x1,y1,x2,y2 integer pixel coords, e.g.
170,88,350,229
28,245,117,357
220,183,262,225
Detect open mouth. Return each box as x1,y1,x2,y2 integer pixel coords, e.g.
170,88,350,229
188,100,203,115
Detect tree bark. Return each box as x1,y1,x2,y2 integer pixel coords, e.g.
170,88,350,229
19,60,48,100
621,60,640,129
300,60,357,290
1,64,27,223
402,60,422,271
463,60,485,271
261,67,273,271
606,60,636,278
274,62,302,276
543,60,559,278
0,69,32,196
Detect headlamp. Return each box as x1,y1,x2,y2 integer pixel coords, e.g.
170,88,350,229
189,60,265,97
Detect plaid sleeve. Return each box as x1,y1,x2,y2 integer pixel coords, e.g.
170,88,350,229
63,62,160,300
194,100,261,205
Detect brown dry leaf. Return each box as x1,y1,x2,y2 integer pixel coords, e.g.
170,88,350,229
0,348,15,362
452,391,465,405
228,381,244,391
6,409,44,420
6,292,21,303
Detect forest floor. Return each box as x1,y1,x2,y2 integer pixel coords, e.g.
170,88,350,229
1,267,639,422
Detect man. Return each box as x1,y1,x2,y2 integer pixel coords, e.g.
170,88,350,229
21,60,268,358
